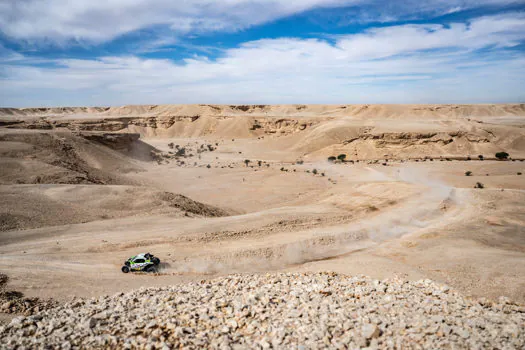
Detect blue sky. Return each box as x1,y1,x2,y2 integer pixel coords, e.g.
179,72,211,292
1,0,524,107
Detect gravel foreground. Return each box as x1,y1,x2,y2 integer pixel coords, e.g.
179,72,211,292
1,273,524,349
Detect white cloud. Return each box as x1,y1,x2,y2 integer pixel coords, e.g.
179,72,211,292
1,12,525,106
1,0,523,43
0,0,356,43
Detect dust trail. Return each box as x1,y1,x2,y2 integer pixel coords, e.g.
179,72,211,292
166,164,466,275
363,165,462,241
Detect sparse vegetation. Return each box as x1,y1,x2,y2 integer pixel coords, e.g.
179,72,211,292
474,182,484,189
244,159,251,167
478,155,484,160
168,142,174,149
296,160,304,165
328,156,336,162
495,152,509,160
465,171,472,176
337,154,346,162
312,169,318,175
258,160,262,167
518,172,522,175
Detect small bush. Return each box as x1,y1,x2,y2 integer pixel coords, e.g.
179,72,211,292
478,155,484,160
206,164,211,169
465,171,472,176
327,156,336,162
321,173,325,176
495,152,509,160
337,154,346,162
244,159,251,166
518,172,522,175
296,160,304,165
168,142,175,149
474,182,484,189
312,169,318,175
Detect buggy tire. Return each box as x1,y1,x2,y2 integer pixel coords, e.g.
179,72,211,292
121,266,130,273
145,265,157,273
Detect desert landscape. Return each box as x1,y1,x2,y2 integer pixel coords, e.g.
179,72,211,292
1,104,524,347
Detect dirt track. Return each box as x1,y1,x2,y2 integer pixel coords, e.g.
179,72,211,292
0,104,524,307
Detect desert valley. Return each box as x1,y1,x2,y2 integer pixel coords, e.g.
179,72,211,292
1,104,524,348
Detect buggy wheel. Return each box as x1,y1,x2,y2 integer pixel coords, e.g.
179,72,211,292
121,266,130,273
145,265,157,273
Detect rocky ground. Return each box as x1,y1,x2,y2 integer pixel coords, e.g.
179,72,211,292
1,273,524,349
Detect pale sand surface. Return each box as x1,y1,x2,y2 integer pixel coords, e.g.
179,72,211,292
0,104,524,309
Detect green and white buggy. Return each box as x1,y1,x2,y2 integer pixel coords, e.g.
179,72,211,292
121,253,160,273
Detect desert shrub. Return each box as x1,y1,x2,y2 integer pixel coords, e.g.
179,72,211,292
337,154,346,162
478,155,484,160
382,163,387,166
518,172,522,175
258,160,262,167
280,167,285,171
244,159,251,166
467,156,471,161
175,147,186,156
474,182,484,189
465,171,472,176
296,160,304,165
495,152,509,160
321,173,325,176
168,142,175,149
328,156,336,162
312,169,318,175
206,164,211,169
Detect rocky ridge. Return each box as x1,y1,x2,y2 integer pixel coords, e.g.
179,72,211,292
1,273,524,349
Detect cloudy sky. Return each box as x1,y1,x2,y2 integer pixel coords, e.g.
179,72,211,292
1,0,524,106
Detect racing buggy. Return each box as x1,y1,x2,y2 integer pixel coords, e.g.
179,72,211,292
121,253,160,273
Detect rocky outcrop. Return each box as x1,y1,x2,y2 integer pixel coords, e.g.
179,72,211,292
80,132,140,151
342,131,493,146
